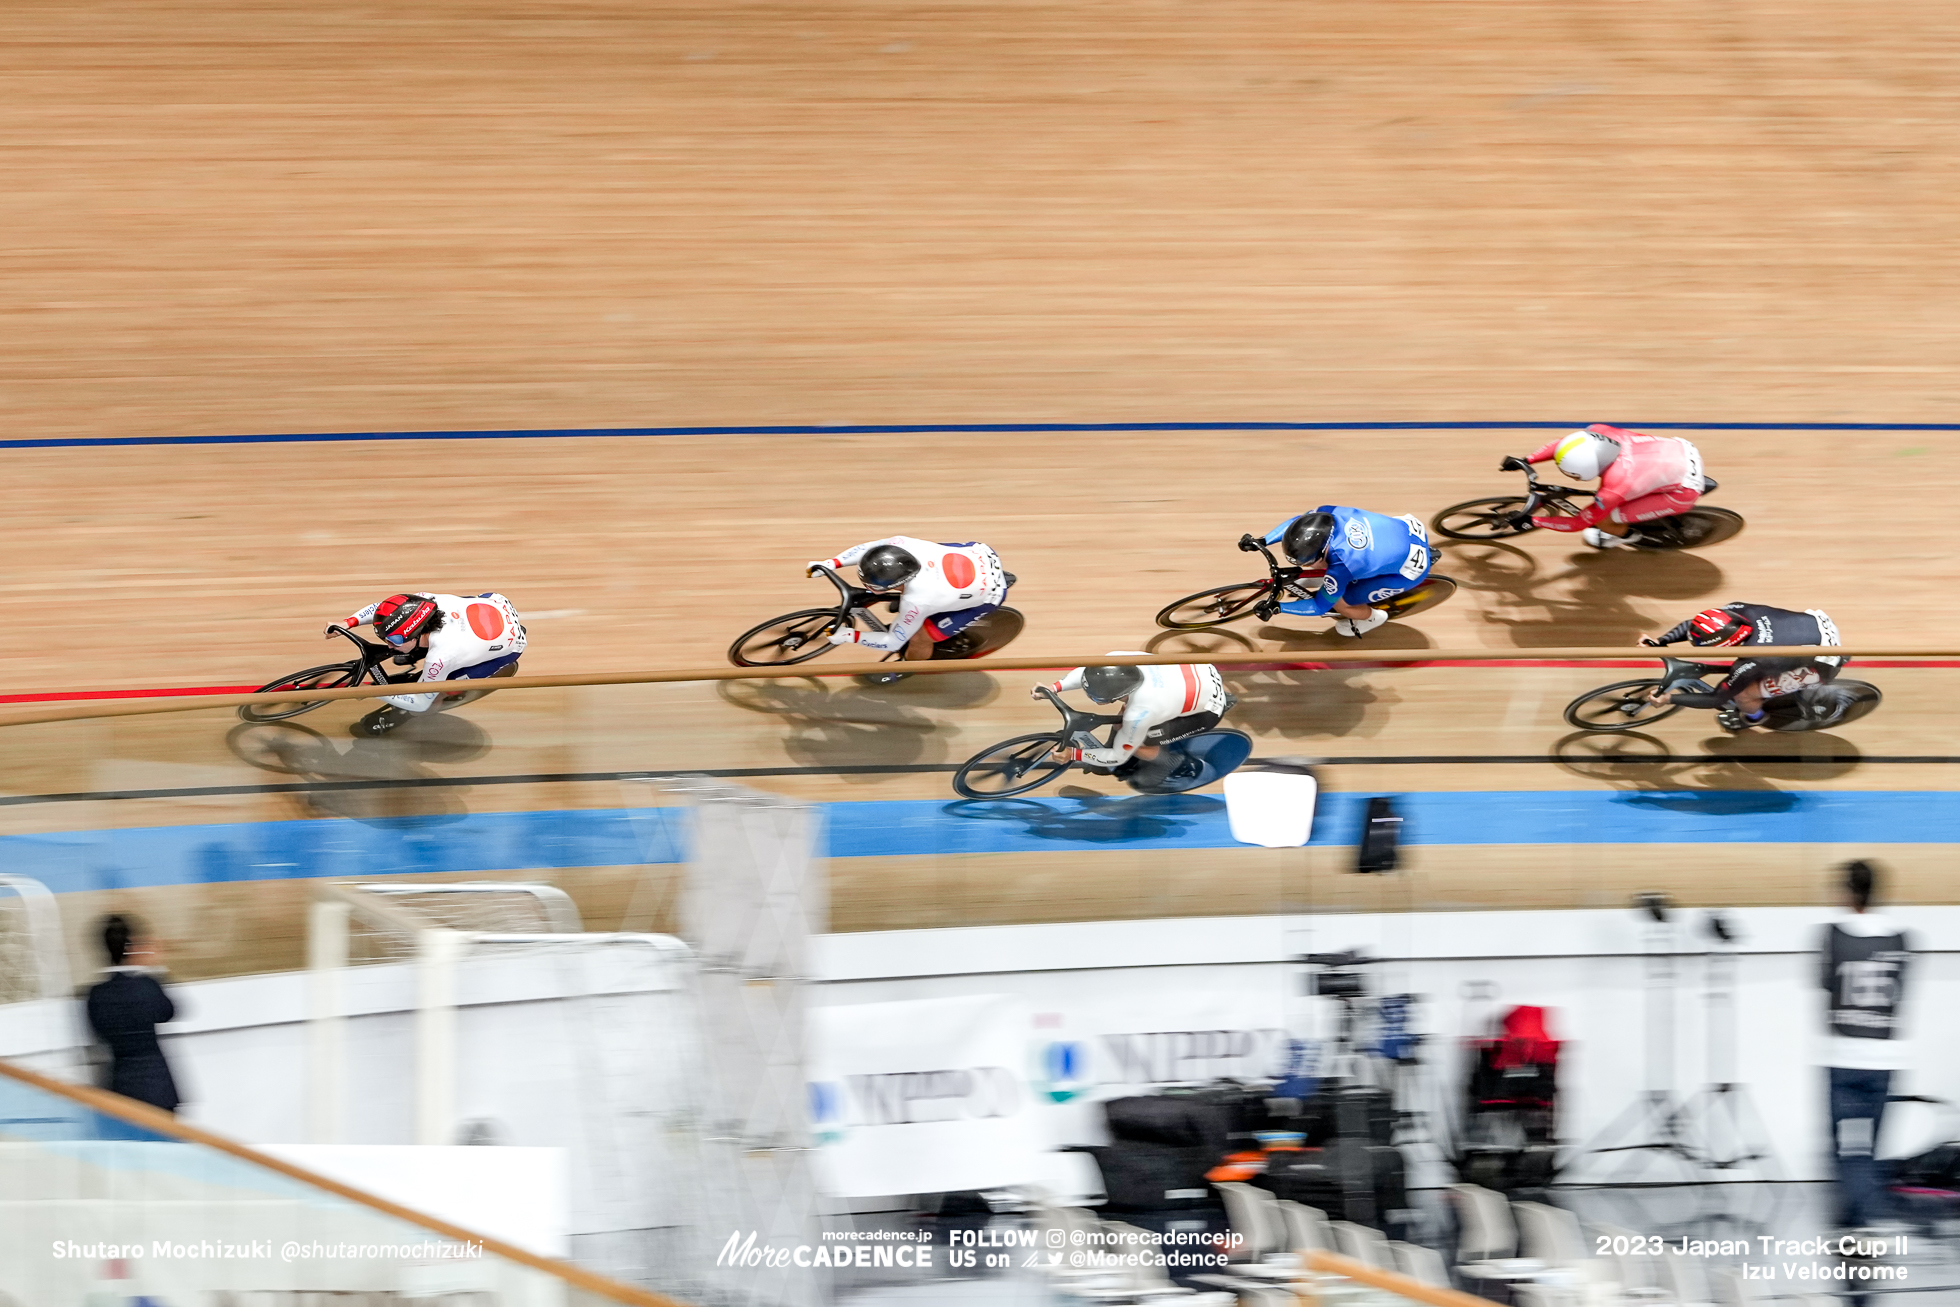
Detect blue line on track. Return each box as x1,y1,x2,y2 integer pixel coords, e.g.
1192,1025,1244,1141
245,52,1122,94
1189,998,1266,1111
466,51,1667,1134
15,790,1960,897
7,420,1960,450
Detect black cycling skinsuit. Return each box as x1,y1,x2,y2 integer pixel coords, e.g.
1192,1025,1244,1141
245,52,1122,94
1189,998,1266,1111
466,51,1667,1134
1649,603,1842,709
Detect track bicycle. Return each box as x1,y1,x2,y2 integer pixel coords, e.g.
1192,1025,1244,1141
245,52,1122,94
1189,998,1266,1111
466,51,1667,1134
1155,532,1458,632
727,563,1025,671
952,685,1253,798
1564,656,1881,733
239,626,429,723
1432,465,1745,550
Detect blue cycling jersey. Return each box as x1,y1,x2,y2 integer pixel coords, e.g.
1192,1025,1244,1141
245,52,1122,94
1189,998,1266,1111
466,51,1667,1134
1262,506,1432,616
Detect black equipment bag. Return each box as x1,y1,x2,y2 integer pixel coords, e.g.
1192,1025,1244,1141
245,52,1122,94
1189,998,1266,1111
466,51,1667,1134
1333,1087,1396,1147
1257,1137,1408,1226
1087,1141,1215,1212
1105,1096,1210,1148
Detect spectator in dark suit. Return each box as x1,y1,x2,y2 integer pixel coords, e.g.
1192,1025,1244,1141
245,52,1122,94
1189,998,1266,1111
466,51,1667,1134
84,915,181,1114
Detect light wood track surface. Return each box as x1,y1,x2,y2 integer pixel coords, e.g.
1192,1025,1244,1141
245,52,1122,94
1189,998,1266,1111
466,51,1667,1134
7,0,1960,977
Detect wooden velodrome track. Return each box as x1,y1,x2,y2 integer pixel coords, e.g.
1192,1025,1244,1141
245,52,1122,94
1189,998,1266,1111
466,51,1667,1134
7,0,1960,980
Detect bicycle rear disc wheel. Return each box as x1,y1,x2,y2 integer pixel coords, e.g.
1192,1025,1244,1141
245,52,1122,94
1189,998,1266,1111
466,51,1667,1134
1381,575,1457,619
1432,496,1533,541
238,663,363,722
1631,505,1746,551
1155,581,1274,630
928,607,1026,660
953,733,1074,798
1774,680,1882,732
1563,679,1682,732
728,608,843,667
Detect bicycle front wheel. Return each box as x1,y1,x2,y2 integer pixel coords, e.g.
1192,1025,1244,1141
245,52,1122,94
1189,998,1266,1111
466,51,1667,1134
1432,496,1533,541
1563,679,1683,732
1155,581,1274,630
728,608,843,667
238,663,363,722
953,733,1075,798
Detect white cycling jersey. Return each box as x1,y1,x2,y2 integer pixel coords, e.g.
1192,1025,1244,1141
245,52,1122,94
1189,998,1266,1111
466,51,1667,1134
817,536,1008,653
1051,656,1230,768
345,592,527,713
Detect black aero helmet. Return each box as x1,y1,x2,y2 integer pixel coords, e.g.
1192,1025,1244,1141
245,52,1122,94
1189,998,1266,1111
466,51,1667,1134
856,544,921,590
1282,511,1337,566
1081,665,1144,704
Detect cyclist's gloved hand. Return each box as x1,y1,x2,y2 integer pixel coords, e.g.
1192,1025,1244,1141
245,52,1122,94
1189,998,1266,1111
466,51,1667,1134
805,560,832,577
826,628,860,646
1637,634,1663,647
1237,533,1262,553
1030,682,1060,700
1499,455,1530,472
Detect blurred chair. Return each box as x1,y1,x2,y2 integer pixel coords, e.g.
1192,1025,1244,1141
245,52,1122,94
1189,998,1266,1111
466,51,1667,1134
1215,1181,1286,1261
1514,1201,1588,1266
1331,1219,1395,1271
1661,1247,1716,1307
1276,1200,1334,1254
1391,1240,1454,1290
1449,1182,1518,1262
1589,1222,1668,1301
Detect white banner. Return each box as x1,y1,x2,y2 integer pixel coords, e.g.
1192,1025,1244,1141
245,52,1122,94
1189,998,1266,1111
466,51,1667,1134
808,994,1040,1198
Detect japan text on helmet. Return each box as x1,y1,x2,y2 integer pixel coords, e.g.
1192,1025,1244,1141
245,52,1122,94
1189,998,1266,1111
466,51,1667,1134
374,594,441,646
1552,429,1621,481
1080,664,1145,704
1688,607,1752,648
1281,512,1337,566
856,544,921,590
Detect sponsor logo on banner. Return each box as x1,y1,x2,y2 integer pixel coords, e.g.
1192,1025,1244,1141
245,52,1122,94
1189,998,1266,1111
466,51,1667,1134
1096,1027,1291,1086
812,1066,1021,1128
809,1081,846,1146
1034,1040,1091,1102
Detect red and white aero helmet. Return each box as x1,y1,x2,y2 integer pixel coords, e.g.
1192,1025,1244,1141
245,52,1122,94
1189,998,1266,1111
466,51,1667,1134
1551,429,1622,480
374,593,440,645
1688,608,1752,647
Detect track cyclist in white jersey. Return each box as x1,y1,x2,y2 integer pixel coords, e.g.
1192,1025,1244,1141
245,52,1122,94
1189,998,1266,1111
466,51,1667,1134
336,591,527,735
1040,657,1235,792
808,536,1012,660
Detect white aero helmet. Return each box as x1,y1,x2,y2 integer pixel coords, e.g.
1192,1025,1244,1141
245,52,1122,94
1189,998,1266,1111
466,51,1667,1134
1552,428,1621,480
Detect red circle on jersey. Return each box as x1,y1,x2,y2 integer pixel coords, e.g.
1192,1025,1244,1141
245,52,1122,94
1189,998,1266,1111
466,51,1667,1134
942,554,976,588
466,603,505,640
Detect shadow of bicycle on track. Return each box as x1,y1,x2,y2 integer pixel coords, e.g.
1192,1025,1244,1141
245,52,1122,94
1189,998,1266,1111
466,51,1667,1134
939,792,1224,845
225,714,493,824
1553,728,1863,792
1442,540,1727,647
715,673,997,778
1143,625,1406,740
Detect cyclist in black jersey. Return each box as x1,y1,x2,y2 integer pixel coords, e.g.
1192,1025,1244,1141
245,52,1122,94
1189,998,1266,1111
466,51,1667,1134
1639,602,1843,730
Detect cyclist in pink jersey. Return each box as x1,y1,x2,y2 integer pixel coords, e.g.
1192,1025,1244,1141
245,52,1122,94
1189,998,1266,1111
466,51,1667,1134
1503,424,1708,550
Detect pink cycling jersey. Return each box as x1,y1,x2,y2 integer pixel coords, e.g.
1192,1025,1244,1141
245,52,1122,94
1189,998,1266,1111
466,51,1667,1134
1525,424,1705,531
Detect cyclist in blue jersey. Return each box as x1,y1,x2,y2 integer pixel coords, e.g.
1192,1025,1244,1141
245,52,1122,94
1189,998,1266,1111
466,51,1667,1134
1255,506,1434,637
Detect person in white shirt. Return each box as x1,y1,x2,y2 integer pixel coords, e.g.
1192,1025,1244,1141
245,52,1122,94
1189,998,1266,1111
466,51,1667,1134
807,536,1011,660
1820,859,1912,1234
337,591,527,734
1040,655,1233,791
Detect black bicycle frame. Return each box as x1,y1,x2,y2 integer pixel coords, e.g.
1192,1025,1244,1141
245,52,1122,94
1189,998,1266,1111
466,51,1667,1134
1032,684,1127,753
325,624,429,688
810,564,902,639
1233,533,1330,621
1508,470,1596,526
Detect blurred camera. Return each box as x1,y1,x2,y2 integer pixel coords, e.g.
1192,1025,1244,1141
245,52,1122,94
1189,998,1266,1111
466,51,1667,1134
1300,949,1373,999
